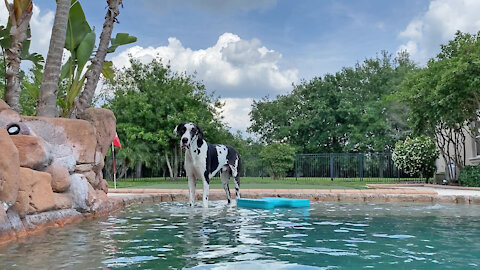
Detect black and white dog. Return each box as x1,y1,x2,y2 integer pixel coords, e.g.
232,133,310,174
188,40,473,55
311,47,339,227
174,122,241,207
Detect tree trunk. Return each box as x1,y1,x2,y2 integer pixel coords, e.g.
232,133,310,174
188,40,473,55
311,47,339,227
36,0,70,117
173,145,180,179
4,0,33,113
165,152,174,180
74,0,122,116
118,166,128,179
135,160,142,178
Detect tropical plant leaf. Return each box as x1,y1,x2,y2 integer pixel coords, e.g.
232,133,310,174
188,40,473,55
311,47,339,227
13,0,33,24
102,60,115,83
64,0,91,52
0,25,12,49
20,40,44,69
107,33,137,53
75,30,96,74
60,56,73,81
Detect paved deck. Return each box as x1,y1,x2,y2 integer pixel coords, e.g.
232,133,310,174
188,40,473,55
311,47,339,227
107,184,480,204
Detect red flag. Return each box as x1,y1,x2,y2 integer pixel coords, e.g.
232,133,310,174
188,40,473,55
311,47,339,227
113,133,122,148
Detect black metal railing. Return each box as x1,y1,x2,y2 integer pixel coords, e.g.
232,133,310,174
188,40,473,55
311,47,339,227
107,152,423,183
294,153,423,182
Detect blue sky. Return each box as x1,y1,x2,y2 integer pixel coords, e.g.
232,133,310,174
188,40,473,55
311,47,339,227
2,0,480,134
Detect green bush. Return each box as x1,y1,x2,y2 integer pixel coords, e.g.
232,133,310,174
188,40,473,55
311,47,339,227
260,143,295,180
392,135,438,183
458,166,480,187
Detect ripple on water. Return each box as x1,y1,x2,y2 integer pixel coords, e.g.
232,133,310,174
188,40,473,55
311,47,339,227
2,201,480,270
372,234,415,239
184,260,337,270
102,256,158,267
314,221,343,226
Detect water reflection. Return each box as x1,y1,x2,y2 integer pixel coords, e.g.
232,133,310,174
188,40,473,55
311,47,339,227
0,202,479,269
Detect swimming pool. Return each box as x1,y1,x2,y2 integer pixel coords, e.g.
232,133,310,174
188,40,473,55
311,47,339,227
1,201,479,269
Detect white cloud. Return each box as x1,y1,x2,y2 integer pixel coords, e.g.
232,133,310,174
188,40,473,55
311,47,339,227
29,5,54,57
112,33,298,98
0,4,8,26
220,97,254,134
398,0,480,63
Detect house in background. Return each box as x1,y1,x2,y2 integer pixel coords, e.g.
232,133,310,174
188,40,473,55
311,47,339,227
435,125,480,183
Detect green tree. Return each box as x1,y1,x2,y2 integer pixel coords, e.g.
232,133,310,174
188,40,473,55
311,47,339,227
260,143,295,179
0,49,40,114
392,136,439,183
20,64,42,115
250,51,416,153
105,58,228,179
398,31,480,179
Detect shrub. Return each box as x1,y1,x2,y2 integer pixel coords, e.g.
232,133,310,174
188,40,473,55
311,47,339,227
392,135,438,183
458,165,480,187
260,143,295,180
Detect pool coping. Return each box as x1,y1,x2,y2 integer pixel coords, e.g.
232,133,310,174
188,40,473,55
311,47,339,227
107,184,480,205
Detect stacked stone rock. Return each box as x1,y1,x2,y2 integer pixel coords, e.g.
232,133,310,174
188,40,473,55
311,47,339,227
0,99,116,241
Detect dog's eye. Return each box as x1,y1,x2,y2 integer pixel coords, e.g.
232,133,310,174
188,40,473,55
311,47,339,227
191,128,196,133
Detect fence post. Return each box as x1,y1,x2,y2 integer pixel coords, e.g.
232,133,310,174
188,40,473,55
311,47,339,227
359,154,363,181
295,155,298,181
330,153,334,181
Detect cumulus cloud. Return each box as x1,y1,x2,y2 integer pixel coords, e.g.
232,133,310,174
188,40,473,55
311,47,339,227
112,33,298,98
398,0,480,63
29,5,54,57
140,0,277,15
220,97,254,133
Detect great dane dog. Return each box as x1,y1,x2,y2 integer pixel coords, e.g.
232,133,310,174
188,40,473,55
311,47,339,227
174,122,241,207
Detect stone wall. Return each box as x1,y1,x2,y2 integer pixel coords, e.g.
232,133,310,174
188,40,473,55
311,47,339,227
0,99,116,243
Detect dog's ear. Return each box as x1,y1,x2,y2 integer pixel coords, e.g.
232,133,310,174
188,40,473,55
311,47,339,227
196,125,204,147
174,123,184,136
173,125,179,136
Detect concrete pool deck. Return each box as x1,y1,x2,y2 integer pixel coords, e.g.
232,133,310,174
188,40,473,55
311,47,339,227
107,184,480,204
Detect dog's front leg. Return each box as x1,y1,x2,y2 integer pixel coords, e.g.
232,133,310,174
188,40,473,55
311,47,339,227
202,177,209,208
188,177,196,207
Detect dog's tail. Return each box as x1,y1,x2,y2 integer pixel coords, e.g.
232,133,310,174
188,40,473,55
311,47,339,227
234,154,241,198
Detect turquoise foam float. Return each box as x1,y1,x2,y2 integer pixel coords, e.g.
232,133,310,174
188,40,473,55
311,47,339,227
237,197,310,209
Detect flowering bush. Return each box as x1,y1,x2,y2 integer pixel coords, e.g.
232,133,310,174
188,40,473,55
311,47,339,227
392,136,438,182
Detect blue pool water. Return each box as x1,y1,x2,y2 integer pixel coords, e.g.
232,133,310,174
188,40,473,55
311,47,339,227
1,201,480,269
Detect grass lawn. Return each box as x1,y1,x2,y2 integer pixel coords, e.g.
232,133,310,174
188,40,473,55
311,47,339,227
107,177,423,190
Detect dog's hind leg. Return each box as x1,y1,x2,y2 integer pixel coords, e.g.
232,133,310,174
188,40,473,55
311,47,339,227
220,168,232,204
230,165,240,199
234,174,240,199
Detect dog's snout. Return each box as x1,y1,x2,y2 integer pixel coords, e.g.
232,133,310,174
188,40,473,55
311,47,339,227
182,137,188,144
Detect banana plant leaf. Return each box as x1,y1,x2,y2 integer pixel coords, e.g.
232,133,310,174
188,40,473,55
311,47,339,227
64,0,91,53
107,33,137,53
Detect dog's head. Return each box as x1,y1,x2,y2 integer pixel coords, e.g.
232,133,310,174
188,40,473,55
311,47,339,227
174,122,203,149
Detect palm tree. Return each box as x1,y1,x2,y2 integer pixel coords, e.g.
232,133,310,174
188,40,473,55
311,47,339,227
74,0,122,117
36,0,70,117
3,0,33,113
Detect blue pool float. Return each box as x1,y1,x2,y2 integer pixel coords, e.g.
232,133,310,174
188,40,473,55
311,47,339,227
237,197,310,209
